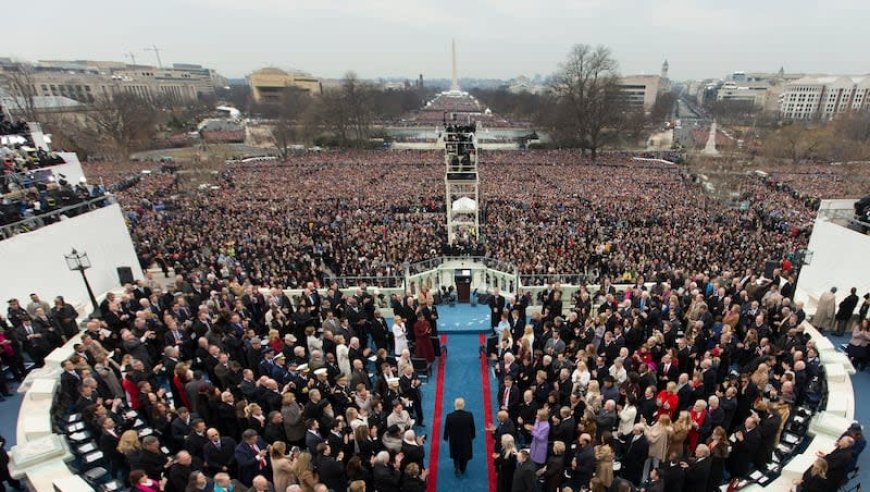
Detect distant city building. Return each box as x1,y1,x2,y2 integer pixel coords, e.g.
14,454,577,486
248,67,322,103
708,70,804,113
779,75,870,120
716,82,772,108
0,59,221,104
508,75,544,94
661,60,669,80
617,75,664,112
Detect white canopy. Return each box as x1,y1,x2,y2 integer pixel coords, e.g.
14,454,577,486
452,196,477,212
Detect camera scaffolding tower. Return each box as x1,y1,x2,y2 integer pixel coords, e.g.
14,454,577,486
443,118,479,245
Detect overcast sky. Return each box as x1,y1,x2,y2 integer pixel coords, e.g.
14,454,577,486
4,0,867,81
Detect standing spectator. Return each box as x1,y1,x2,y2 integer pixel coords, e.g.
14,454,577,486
392,316,408,356
643,414,672,482
814,287,837,333
401,463,427,492
621,424,649,486
537,440,566,492
728,417,760,478
489,288,506,330
292,452,318,492
836,287,860,336
412,315,435,363
234,430,270,487
511,449,536,492
846,319,870,370
669,411,691,458
51,296,80,339
529,408,550,467
570,433,595,491
684,444,712,492
590,432,614,492
707,426,730,490
372,451,402,492
130,469,162,492
494,434,517,492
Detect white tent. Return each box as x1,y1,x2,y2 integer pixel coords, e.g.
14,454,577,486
452,196,477,212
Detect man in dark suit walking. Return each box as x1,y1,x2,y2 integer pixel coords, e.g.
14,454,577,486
443,397,476,476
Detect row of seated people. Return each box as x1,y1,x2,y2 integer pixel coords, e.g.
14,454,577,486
2,143,66,175
0,179,107,227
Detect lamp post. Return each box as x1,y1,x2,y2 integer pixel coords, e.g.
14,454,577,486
65,248,101,318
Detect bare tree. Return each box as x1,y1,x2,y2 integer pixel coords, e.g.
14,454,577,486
763,123,828,164
0,63,41,122
272,88,311,157
317,88,350,144
838,110,870,143
545,44,623,158
83,92,159,159
341,72,374,143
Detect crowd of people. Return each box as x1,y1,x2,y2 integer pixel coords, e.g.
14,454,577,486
118,152,447,287
0,171,109,229
1,110,66,177
5,275,449,492
765,162,870,204
0,110,28,137
0,146,865,492
98,150,835,290
486,269,866,492
3,265,866,492
478,152,812,282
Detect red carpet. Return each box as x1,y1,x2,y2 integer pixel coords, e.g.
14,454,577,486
427,335,448,492
478,333,497,492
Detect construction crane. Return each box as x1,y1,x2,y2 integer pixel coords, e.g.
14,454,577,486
123,52,137,65
144,45,163,68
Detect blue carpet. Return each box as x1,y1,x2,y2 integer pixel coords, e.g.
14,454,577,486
0,381,24,447
414,304,493,491
436,304,492,334
431,333,493,492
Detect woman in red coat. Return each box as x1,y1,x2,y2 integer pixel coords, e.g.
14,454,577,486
656,382,679,420
687,399,707,453
413,317,436,363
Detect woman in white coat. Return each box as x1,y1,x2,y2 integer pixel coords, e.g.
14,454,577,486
617,395,639,437
335,335,351,376
392,315,409,356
